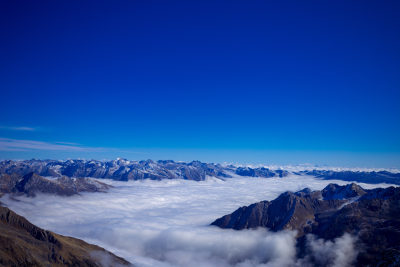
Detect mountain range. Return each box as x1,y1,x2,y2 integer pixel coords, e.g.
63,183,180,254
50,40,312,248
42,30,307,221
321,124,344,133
1,159,399,185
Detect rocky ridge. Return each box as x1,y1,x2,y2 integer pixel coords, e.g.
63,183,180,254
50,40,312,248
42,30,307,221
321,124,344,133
211,183,400,266
0,205,131,266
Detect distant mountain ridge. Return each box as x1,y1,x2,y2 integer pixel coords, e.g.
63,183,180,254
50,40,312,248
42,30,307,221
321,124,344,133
0,172,110,197
211,183,400,266
0,159,287,181
301,169,400,185
0,159,399,184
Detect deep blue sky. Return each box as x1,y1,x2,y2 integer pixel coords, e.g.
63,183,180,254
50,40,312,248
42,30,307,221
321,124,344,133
1,0,399,167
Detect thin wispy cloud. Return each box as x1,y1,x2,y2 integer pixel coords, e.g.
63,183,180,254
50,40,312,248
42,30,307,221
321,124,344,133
0,126,38,132
55,141,82,146
0,137,146,157
0,137,94,152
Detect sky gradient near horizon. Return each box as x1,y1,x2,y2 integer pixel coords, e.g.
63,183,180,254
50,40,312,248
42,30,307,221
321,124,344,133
1,1,400,168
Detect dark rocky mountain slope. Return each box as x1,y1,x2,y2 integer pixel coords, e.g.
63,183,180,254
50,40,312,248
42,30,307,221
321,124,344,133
0,205,131,266
211,183,400,266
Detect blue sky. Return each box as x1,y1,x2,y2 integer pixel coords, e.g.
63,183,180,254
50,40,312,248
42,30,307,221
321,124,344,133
1,0,399,167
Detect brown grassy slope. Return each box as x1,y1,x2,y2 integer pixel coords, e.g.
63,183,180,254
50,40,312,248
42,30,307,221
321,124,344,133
0,206,131,267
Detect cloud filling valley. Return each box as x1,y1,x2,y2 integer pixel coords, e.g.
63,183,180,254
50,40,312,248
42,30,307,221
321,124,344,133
1,174,393,267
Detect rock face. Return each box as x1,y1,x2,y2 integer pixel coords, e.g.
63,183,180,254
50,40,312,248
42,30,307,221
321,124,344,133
211,183,400,266
321,183,367,200
0,205,131,266
0,172,111,197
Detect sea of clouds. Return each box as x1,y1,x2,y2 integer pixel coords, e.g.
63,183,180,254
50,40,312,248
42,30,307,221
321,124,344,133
1,174,394,267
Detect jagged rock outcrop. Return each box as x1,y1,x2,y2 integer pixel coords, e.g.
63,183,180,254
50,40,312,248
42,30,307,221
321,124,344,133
211,184,358,235
211,183,400,266
321,183,366,200
0,205,131,266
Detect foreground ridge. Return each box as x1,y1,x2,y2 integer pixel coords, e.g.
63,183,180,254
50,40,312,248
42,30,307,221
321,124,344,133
0,205,131,266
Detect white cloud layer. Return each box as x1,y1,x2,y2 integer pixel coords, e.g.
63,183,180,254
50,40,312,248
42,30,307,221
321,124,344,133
0,175,394,266
296,233,358,267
